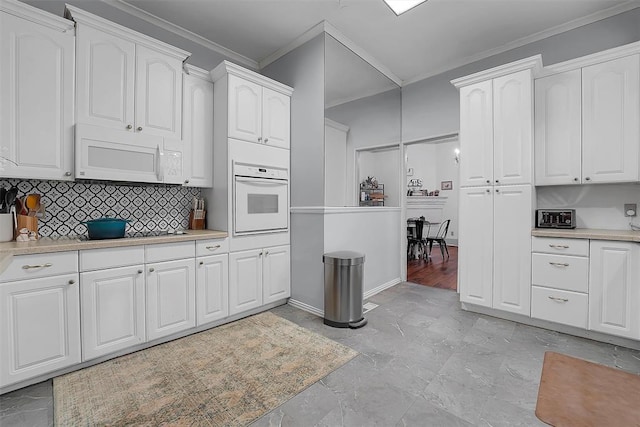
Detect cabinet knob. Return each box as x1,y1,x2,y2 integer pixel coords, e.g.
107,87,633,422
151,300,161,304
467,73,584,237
585,177,591,181
264,251,269,256
68,280,75,285
495,179,499,183
495,189,500,193
259,251,263,256
486,189,490,193
199,261,204,266
258,137,262,142
137,269,143,274
264,138,269,143
486,180,490,184
149,267,155,273
64,171,72,177
126,124,133,130
184,180,190,184
573,177,579,182
137,126,143,132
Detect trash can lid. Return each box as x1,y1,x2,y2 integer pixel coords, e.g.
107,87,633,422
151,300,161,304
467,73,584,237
323,251,365,266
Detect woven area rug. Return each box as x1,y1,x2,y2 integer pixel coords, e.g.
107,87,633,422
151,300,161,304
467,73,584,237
54,312,357,426
536,351,640,427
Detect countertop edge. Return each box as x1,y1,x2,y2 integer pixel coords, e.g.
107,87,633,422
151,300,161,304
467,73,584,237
531,228,640,242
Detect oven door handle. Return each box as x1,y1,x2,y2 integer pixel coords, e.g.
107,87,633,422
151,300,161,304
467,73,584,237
235,177,287,186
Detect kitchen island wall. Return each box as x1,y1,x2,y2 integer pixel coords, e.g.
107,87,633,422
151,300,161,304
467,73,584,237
0,179,200,237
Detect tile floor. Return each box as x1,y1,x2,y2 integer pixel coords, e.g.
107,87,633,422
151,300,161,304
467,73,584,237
2,282,640,426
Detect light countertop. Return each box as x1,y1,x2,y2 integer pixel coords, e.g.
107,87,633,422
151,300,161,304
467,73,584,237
532,228,640,242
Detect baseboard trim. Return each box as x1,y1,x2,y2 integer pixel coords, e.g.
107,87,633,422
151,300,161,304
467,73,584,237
364,278,402,299
288,298,323,317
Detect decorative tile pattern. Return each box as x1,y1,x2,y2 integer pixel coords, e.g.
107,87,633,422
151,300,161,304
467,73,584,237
0,179,201,237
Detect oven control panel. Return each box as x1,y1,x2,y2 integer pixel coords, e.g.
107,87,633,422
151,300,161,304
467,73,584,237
234,163,288,180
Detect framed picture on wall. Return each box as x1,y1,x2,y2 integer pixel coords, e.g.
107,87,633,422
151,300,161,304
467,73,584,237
441,181,453,190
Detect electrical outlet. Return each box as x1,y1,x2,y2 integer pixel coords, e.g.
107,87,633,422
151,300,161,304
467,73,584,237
624,203,637,217
450,231,454,237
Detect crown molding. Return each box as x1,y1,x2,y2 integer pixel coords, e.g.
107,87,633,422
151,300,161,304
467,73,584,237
101,0,258,69
405,1,640,86
451,55,543,88
211,60,294,95
259,21,325,70
324,118,350,133
1,0,75,32
326,84,398,109
539,40,640,77
184,64,211,81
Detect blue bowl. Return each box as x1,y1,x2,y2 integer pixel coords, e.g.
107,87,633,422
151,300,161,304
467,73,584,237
81,218,130,240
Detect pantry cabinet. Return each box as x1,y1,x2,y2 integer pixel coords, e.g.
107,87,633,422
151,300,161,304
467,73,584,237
589,240,640,340
459,80,493,187
183,67,214,187
0,4,75,181
146,258,196,341
80,265,146,361
196,253,229,325
0,274,81,387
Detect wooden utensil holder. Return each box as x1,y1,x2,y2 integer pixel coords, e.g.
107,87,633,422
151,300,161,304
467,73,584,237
15,215,38,239
188,210,206,230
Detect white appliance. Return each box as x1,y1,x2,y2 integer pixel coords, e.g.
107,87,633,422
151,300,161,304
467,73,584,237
233,163,289,235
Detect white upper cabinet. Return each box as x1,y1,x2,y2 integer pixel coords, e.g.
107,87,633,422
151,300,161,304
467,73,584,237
0,4,75,181
212,61,293,150
459,80,493,187
534,70,582,185
582,55,639,184
68,5,189,141
183,69,213,187
493,70,532,186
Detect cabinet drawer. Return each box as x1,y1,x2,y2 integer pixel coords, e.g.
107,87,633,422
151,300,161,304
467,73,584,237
196,239,229,257
531,253,589,293
0,252,78,283
80,246,145,272
145,241,195,263
532,236,589,256
531,286,588,329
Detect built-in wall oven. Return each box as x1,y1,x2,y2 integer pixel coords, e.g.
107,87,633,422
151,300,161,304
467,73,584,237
233,163,289,235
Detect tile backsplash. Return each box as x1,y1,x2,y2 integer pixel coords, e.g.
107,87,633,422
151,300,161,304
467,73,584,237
0,179,201,237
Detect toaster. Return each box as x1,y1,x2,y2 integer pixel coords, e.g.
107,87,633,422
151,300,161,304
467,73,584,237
536,209,576,229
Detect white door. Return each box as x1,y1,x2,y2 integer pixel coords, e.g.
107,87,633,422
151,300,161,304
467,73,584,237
459,80,493,187
492,185,532,315
228,75,262,143
80,266,145,361
135,45,183,139
589,240,640,340
146,259,196,341
182,74,213,187
0,13,74,181
263,245,291,304
534,70,582,185
229,249,262,315
458,187,494,307
196,254,229,325
0,274,80,387
75,24,135,132
493,70,532,186
262,87,290,149
582,55,640,183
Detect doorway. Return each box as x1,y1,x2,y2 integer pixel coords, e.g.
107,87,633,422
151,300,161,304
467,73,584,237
404,135,459,291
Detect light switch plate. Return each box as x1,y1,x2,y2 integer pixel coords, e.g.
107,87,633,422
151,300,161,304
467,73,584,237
624,203,637,217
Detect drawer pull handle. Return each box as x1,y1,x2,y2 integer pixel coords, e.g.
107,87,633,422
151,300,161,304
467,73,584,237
548,296,569,302
205,245,221,251
549,244,569,249
549,262,569,267
22,263,53,270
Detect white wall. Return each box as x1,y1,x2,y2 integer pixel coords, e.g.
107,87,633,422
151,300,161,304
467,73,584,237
324,120,348,206
358,147,400,207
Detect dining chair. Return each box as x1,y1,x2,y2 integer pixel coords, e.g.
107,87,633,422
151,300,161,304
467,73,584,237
426,219,450,260
407,218,425,259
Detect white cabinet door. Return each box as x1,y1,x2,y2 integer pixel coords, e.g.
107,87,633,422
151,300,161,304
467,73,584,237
135,45,183,139
458,187,494,307
262,87,290,149
146,259,195,341
459,80,493,187
196,254,229,325
534,70,582,185
492,185,532,315
228,75,262,143
182,74,213,187
582,55,640,183
80,266,145,361
0,12,74,181
75,24,135,133
263,245,290,304
493,70,533,186
229,249,262,315
589,240,640,340
0,274,80,387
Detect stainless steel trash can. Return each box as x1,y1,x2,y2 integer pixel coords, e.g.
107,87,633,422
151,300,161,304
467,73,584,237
323,251,367,329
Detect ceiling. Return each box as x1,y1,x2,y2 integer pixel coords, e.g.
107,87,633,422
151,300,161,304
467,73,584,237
119,0,637,84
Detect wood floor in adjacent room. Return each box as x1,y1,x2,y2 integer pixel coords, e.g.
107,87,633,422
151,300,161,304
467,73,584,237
407,245,458,291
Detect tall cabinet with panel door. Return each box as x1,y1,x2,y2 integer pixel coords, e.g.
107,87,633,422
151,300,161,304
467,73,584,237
452,56,539,317
0,0,75,181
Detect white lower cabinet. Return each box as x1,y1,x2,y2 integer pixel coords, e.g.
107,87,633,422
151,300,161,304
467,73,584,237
589,240,640,340
531,286,588,329
146,258,196,341
0,274,81,387
196,254,229,325
80,265,146,361
229,245,290,315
